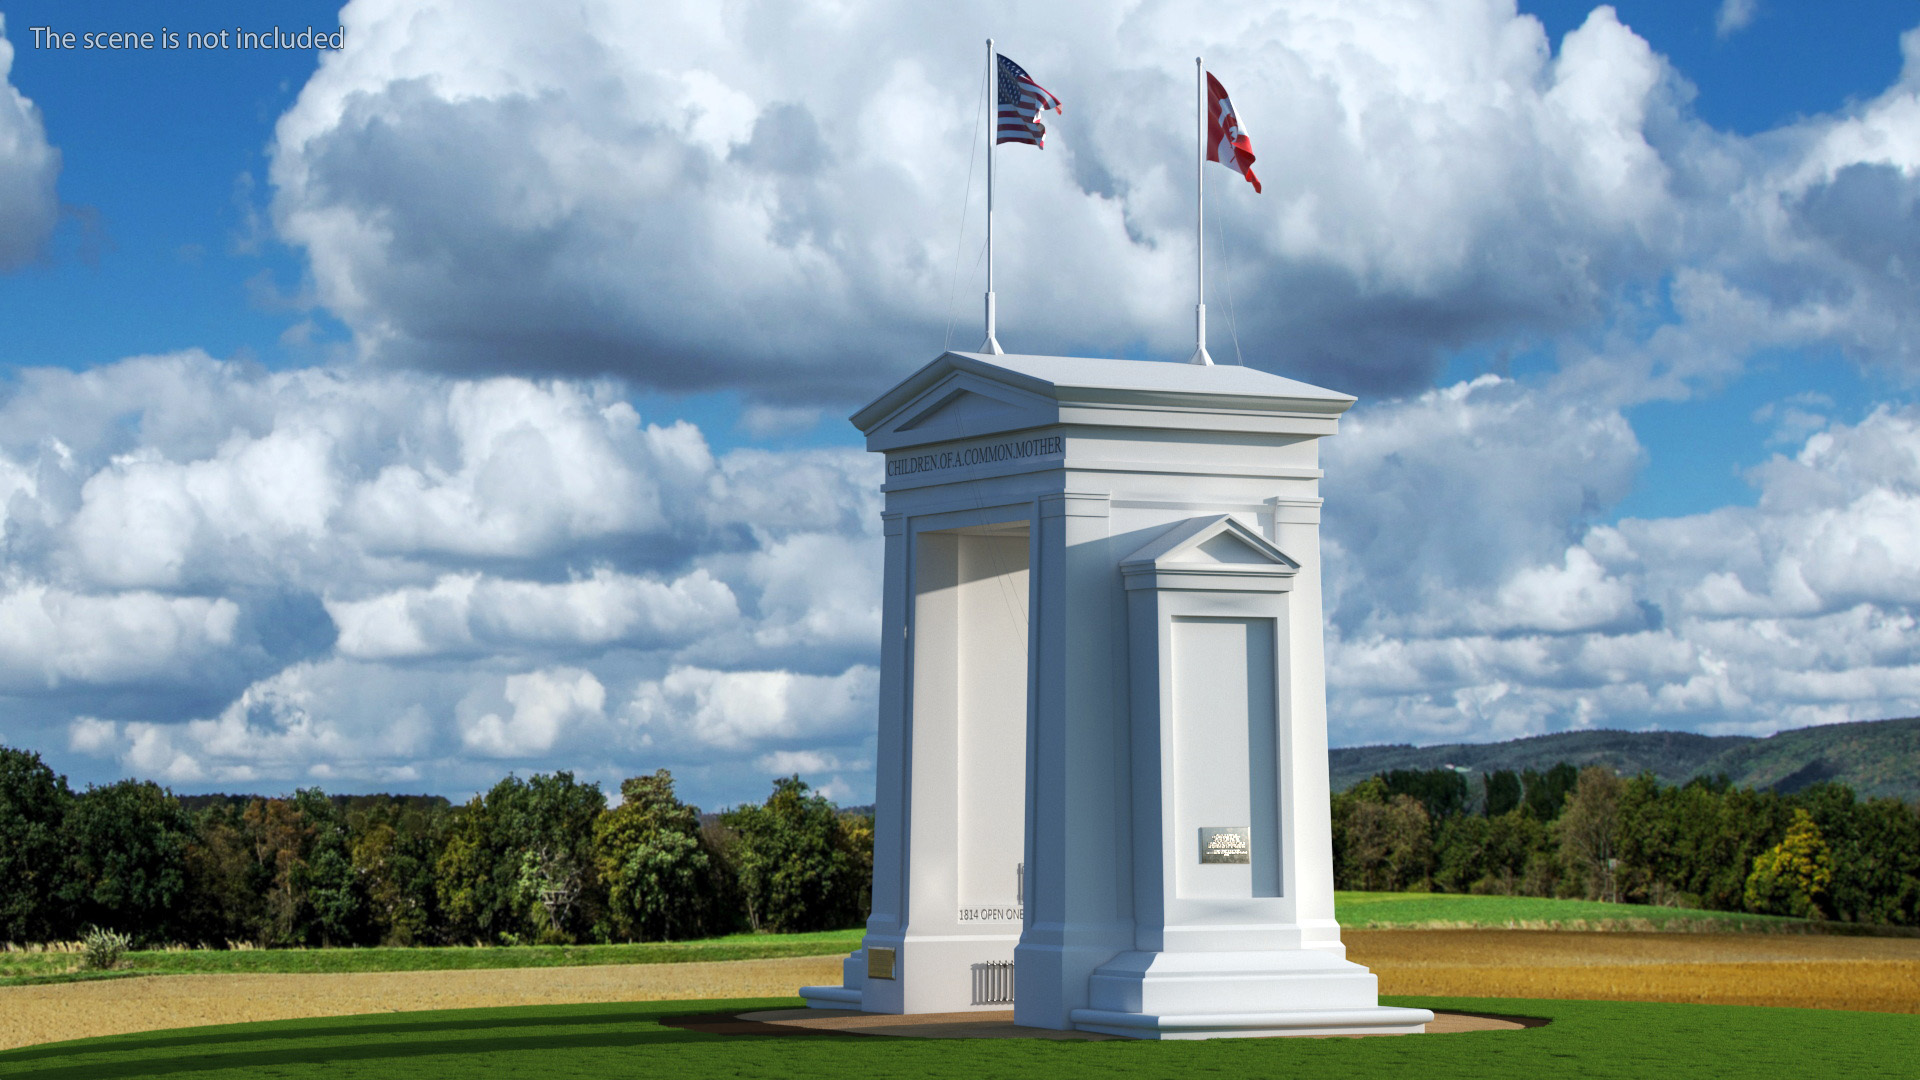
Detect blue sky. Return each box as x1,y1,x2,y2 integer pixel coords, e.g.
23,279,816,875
1,0,1918,806
2,1,340,369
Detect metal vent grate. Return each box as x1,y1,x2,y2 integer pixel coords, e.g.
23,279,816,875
970,961,1015,1005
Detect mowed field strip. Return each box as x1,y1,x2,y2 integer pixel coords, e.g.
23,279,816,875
1349,929,1920,1012
4,930,1916,1051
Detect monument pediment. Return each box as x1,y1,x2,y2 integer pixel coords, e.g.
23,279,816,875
884,378,1057,444
1123,514,1298,571
857,368,1057,452
1120,515,1299,593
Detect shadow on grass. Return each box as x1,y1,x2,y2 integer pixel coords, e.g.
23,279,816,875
0,1025,726,1080
9,997,1915,1080
0,1006,701,1067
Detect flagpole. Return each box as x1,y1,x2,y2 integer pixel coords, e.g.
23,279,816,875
1192,56,1212,366
982,38,1004,354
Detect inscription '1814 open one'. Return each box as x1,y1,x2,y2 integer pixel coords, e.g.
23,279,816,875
1198,826,1251,864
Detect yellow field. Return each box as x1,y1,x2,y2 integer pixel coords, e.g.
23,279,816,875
0,956,845,1052
1349,929,1920,1013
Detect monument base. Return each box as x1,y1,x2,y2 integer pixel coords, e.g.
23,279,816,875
799,985,863,1008
1068,1006,1434,1039
1070,948,1433,1040
800,935,1022,1013
799,947,868,1009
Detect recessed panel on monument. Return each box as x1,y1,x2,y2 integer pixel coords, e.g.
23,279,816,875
800,351,1432,1039
1172,615,1280,900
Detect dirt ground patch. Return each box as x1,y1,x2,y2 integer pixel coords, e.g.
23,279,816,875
0,955,845,1052
1347,929,1920,1013
3,931,1914,1052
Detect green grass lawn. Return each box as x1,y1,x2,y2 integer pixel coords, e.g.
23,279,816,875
1333,890,1836,932
1,996,1912,1080
0,929,865,986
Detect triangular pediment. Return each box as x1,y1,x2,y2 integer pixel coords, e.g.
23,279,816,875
898,387,1029,433
1186,531,1280,565
1121,515,1299,574
860,369,1059,451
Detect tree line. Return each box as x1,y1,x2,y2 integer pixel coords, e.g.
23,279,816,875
12,742,1920,948
0,746,872,948
1332,762,1920,925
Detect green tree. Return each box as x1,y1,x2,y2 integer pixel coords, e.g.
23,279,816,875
1795,783,1920,927
838,810,875,921
0,747,74,942
1343,793,1432,891
1381,768,1471,820
437,791,514,943
1521,762,1579,820
1483,770,1522,817
1557,767,1626,901
1486,809,1555,895
437,772,605,944
1616,776,1789,911
1433,813,1489,893
1745,808,1835,919
595,770,717,941
243,796,315,945
292,789,367,946
347,797,448,946
61,780,194,945
182,801,272,946
515,772,606,942
1330,777,1386,888
720,776,863,932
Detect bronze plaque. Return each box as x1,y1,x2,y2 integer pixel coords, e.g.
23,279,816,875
866,946,897,980
1199,826,1251,864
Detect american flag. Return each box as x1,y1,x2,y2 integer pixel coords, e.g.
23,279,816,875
997,54,1062,147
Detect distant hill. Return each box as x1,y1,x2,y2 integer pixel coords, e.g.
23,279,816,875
1330,716,1920,803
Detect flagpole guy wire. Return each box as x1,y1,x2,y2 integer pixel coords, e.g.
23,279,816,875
1192,56,1212,366
982,38,1004,355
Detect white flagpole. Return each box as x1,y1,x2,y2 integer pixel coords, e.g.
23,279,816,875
1191,56,1212,365
982,38,1004,354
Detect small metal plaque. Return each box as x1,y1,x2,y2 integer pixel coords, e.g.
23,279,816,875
866,946,897,980
1199,826,1251,864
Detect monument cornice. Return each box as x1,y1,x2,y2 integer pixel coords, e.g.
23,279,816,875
853,352,1357,453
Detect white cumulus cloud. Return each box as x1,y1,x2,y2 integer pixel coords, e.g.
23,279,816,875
0,583,237,689
1326,391,1920,746
460,667,607,758
327,568,740,659
624,664,878,752
265,0,1721,397
0,17,59,270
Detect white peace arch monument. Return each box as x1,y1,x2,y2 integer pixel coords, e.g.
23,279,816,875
798,350,1432,1040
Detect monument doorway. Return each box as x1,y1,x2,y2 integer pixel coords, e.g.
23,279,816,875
897,518,1032,1009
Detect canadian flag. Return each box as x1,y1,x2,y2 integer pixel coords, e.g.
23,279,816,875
1205,72,1261,194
